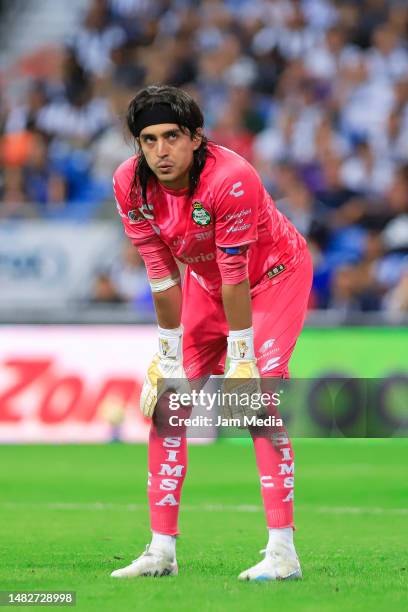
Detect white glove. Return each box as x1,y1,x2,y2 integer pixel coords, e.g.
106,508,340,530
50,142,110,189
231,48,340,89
140,325,190,418
222,327,262,424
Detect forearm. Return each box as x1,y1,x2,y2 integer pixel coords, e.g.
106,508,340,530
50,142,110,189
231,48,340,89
152,284,182,329
141,284,186,418
222,279,252,331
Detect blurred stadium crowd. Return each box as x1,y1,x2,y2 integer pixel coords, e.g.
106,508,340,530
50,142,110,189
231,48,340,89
1,0,408,314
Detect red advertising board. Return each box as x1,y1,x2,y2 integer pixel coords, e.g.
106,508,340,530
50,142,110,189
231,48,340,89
0,326,157,443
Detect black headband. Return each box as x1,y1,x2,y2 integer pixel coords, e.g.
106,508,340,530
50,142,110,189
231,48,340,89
132,103,183,137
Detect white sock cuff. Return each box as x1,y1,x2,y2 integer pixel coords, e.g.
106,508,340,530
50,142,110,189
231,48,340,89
267,527,294,549
228,326,253,339
151,532,176,556
158,325,183,337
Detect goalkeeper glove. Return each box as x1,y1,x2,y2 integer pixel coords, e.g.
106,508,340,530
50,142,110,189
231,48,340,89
140,325,190,418
222,326,262,423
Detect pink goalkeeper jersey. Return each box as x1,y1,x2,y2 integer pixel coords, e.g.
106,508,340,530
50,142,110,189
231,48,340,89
113,143,307,297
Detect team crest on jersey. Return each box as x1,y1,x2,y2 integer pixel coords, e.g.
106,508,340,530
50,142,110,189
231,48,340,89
192,201,211,226
128,209,143,224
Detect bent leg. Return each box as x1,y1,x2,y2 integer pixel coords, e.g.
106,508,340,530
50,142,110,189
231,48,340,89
148,271,228,535
251,251,313,528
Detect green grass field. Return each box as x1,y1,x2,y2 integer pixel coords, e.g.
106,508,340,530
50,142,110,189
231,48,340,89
0,440,407,611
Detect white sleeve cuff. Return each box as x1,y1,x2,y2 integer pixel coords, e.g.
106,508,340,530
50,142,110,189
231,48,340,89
149,273,180,293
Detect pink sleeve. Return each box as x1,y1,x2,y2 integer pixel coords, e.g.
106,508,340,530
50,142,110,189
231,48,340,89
136,239,179,280
213,161,260,248
216,247,249,285
113,166,178,281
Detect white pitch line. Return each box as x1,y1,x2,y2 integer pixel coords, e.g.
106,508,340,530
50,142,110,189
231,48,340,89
314,505,408,516
0,501,407,515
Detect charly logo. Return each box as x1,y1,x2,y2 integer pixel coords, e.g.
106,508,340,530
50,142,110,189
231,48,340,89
192,201,211,226
229,181,244,197
259,338,275,354
261,357,280,373
128,209,143,224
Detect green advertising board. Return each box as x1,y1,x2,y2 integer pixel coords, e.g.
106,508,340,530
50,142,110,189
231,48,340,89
223,327,407,439
290,327,407,377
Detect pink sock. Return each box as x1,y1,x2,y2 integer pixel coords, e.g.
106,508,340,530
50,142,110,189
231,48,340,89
147,423,188,536
251,431,295,528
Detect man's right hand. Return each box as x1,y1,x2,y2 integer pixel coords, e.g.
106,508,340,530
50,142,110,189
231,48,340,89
139,326,190,418
140,353,189,418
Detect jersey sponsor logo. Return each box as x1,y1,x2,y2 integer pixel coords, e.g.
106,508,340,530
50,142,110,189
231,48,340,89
128,209,143,224
192,201,211,226
229,181,244,197
178,251,215,264
195,229,214,241
224,208,251,221
226,223,251,234
153,437,184,507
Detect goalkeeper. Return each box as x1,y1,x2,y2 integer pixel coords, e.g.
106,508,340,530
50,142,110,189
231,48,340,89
111,85,312,581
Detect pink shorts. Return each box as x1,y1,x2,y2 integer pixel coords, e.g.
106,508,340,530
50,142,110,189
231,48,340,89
181,249,313,380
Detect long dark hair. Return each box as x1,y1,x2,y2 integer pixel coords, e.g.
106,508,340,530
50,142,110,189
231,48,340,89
126,85,209,203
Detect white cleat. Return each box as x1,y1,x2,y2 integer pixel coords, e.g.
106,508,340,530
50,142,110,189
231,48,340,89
110,545,178,578
238,543,302,581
